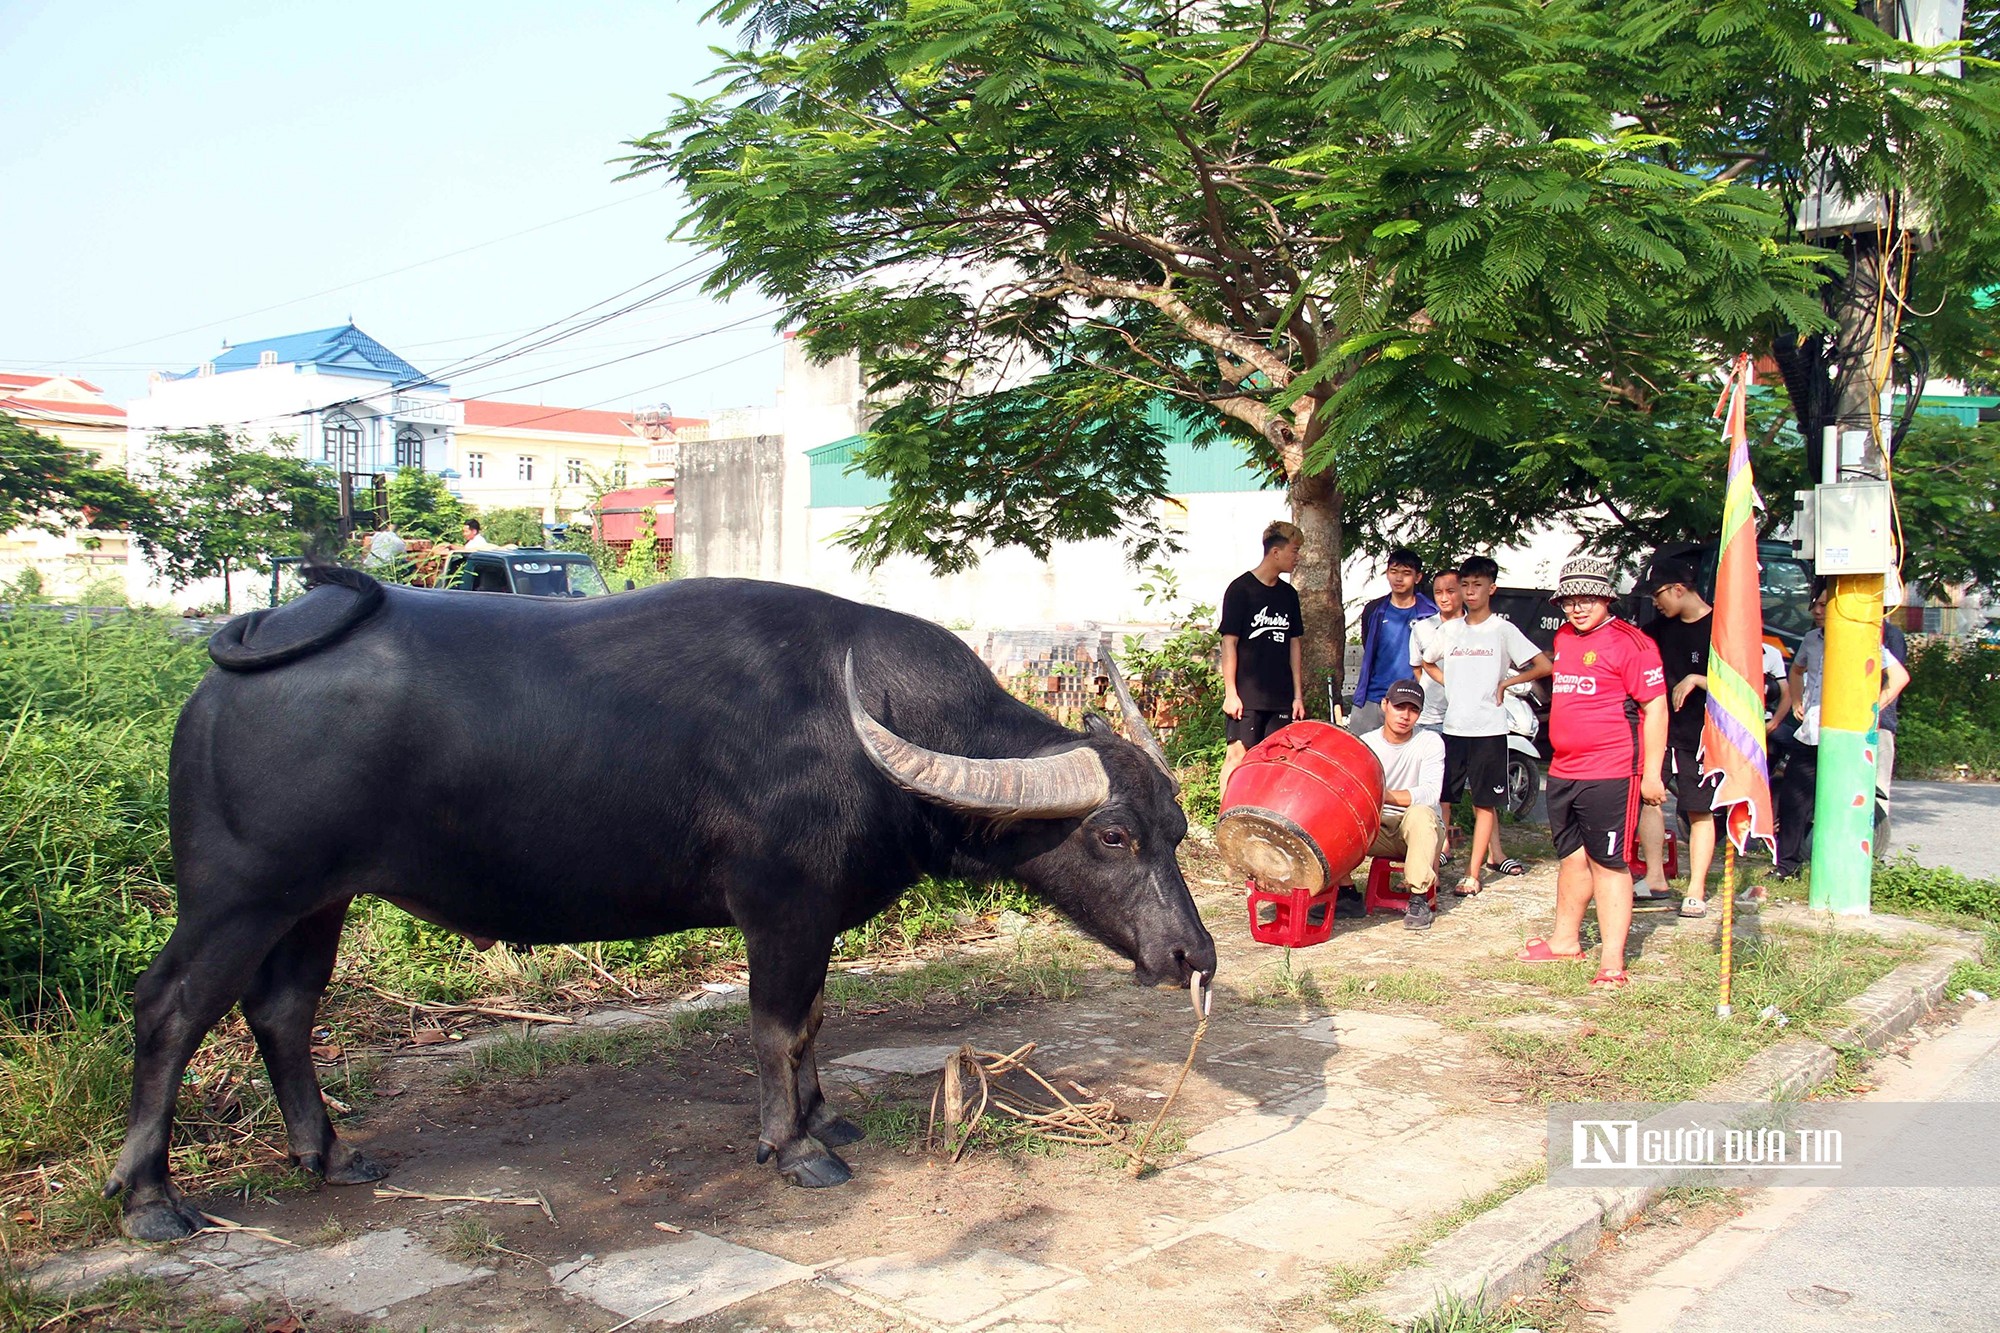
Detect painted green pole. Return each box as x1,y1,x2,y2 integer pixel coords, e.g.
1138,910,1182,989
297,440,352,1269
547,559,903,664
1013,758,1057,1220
1809,573,1883,913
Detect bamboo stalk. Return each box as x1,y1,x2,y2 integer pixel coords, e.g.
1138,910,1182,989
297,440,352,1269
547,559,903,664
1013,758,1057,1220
1718,843,1736,1019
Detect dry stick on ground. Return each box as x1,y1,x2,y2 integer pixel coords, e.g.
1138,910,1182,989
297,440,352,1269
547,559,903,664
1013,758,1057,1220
355,981,575,1027
196,1211,295,1246
373,1185,546,1208
557,943,643,1001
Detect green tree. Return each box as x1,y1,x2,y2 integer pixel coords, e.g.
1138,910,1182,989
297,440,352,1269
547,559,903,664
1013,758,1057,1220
474,506,547,547
386,466,468,543
137,429,342,614
632,0,1998,689
1882,414,2000,595
0,412,160,538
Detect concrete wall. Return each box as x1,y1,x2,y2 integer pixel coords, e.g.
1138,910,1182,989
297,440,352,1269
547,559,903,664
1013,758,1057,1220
676,431,788,580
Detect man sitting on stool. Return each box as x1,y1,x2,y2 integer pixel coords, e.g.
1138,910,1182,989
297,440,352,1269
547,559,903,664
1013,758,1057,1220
1359,679,1447,931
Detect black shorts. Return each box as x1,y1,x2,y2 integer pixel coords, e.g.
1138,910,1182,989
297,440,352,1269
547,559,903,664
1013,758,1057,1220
1547,775,1641,870
1667,745,1721,817
1444,733,1509,810
1227,709,1293,748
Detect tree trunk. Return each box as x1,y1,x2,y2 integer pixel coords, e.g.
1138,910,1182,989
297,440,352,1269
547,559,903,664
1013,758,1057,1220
220,557,232,615
1289,466,1345,715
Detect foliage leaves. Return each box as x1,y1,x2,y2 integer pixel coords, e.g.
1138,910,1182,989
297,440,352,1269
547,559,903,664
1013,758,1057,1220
0,413,159,539
633,0,2000,622
134,429,343,613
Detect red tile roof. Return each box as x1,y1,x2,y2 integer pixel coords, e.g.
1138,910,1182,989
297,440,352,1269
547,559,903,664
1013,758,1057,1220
460,399,706,438
0,372,106,394
1,395,126,420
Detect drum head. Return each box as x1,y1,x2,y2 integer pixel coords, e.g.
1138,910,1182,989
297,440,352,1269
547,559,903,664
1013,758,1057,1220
1215,804,1330,893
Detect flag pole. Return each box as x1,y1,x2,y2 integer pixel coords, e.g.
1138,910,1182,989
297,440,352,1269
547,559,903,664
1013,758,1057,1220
1718,841,1735,1019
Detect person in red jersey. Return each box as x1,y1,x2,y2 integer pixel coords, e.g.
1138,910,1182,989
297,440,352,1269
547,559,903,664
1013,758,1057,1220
1516,555,1667,988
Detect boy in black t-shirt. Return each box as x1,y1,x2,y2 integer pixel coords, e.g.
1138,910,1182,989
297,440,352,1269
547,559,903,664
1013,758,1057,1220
1639,557,1720,915
1218,521,1306,799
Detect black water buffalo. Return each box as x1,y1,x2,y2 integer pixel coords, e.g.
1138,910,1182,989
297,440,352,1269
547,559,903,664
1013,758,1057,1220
106,567,1215,1240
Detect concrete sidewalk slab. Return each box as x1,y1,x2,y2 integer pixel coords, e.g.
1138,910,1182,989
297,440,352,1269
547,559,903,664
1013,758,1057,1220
549,1231,812,1326
233,1228,490,1316
827,1247,1078,1327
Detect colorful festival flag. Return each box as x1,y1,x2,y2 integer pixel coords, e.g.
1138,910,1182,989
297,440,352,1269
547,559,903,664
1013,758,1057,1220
1702,355,1778,855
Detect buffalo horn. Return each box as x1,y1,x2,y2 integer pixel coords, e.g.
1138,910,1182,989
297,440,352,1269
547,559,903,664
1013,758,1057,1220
1103,654,1179,790
843,653,1110,818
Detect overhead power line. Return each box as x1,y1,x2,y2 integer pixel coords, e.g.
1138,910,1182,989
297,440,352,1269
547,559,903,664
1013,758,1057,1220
56,192,668,364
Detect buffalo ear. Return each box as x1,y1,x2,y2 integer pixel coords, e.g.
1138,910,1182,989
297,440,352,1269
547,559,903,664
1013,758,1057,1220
1083,712,1116,737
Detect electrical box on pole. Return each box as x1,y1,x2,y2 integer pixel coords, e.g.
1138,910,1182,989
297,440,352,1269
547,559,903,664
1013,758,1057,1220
1813,482,1895,574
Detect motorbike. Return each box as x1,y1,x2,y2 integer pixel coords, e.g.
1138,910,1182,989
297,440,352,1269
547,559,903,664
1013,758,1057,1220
1503,684,1542,820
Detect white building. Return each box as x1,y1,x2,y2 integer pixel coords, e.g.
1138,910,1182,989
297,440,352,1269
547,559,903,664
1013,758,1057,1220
681,336,1584,633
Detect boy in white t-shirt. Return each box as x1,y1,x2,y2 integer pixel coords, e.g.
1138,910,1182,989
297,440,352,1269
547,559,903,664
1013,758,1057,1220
1420,556,1551,896
1408,568,1462,734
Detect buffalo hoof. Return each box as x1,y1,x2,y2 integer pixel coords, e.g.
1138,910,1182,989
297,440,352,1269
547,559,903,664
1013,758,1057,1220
810,1114,866,1148
779,1143,852,1189
122,1197,207,1243
322,1145,391,1186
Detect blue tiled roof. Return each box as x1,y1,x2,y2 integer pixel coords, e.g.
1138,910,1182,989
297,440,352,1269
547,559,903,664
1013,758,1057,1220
167,324,435,384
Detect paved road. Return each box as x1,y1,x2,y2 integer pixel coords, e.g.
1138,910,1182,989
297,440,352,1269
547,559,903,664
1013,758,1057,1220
1889,780,2000,879
1611,1003,2000,1333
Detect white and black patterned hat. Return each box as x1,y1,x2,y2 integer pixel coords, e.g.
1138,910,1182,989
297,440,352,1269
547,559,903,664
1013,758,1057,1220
1553,555,1618,601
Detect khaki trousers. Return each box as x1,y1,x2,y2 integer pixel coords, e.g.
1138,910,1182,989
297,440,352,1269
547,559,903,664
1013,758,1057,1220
1367,804,1443,891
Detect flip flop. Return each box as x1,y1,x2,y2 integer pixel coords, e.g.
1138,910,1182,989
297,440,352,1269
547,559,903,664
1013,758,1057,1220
1516,937,1586,963
1453,875,1483,898
1632,885,1674,903
1590,969,1631,989
1494,858,1528,876
1678,897,1709,918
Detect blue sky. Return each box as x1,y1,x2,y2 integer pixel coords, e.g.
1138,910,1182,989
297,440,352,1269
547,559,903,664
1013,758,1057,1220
0,1,784,418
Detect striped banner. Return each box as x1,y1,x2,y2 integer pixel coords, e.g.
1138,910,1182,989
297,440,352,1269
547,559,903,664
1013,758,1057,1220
1702,355,1778,856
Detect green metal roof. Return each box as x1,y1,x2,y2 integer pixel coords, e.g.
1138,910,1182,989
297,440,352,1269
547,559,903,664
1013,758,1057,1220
806,402,1276,509
1897,392,1999,427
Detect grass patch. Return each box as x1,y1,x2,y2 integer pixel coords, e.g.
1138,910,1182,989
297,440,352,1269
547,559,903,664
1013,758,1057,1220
0,1272,289,1333
1949,928,2000,1000
440,1215,512,1266
828,931,1087,1013
850,1097,926,1152
1476,926,1925,1101
1247,950,1326,1009
1320,1163,1546,1319
1330,968,1454,1008
448,1008,729,1091
1872,857,2000,925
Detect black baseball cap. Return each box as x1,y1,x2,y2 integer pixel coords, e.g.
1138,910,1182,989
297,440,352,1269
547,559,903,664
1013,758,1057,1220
1383,679,1426,710
1641,556,1700,594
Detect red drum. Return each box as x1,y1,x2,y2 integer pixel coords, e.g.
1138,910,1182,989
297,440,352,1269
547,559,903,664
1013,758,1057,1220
1216,722,1386,896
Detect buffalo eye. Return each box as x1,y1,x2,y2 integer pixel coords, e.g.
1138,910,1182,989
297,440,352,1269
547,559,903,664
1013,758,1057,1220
1098,828,1130,849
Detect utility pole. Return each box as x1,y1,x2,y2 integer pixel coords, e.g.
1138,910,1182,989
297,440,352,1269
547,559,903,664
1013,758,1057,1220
1795,0,1963,911
1810,230,1897,913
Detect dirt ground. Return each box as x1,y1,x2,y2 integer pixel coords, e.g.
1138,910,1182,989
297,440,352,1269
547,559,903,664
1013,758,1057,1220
24,838,1784,1332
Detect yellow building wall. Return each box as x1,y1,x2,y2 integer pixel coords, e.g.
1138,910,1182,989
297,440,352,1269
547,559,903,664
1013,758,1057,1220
0,417,134,602
450,428,648,523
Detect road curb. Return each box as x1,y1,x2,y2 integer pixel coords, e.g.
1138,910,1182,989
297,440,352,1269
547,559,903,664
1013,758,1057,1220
1344,935,1980,1330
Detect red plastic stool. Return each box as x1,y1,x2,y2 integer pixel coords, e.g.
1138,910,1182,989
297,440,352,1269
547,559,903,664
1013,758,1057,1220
1363,857,1439,916
1628,831,1679,882
1246,880,1337,947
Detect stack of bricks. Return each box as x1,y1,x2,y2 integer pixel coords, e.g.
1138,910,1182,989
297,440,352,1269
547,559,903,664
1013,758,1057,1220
967,628,1177,739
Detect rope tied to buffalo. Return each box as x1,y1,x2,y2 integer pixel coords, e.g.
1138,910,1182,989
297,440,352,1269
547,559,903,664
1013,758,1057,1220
926,970,1212,1176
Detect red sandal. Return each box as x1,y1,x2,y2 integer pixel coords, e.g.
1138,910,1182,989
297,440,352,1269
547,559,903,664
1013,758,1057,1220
1515,937,1586,963
1590,969,1631,989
